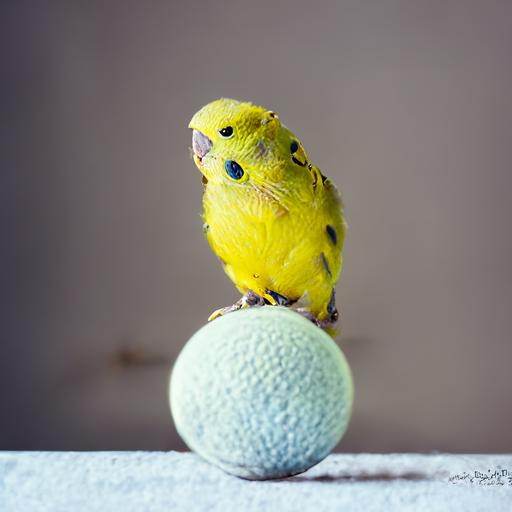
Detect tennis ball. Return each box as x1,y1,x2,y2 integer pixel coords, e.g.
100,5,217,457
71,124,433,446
169,306,353,480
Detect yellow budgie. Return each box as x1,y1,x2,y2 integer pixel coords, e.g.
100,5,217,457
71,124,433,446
189,98,345,331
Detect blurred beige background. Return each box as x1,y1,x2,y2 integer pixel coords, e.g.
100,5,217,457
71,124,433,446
1,0,511,452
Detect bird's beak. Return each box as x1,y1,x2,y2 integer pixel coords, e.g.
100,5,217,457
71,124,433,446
192,130,212,160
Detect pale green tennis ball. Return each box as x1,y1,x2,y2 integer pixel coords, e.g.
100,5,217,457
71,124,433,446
169,306,353,480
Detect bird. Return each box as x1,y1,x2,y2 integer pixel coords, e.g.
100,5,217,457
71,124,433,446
189,98,345,332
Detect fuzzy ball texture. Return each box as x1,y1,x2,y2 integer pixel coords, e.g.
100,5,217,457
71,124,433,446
169,306,353,480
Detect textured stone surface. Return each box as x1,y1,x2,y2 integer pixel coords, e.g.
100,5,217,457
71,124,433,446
170,307,353,479
1,452,512,512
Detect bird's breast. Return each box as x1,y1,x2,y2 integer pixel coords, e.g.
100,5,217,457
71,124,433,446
203,184,281,264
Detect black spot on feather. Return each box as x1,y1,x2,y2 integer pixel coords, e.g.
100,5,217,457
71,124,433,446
292,155,307,167
327,289,336,315
326,225,337,245
321,252,332,277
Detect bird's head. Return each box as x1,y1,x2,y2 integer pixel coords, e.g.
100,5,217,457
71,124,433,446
189,98,293,185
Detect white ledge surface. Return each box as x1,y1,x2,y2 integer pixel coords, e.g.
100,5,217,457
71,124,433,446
1,452,511,511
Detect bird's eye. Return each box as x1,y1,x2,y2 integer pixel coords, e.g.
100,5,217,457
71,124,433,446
224,160,244,180
290,141,299,153
218,126,234,138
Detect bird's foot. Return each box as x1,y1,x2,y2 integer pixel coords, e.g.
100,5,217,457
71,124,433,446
293,304,340,335
208,290,265,321
262,287,341,333
208,288,340,335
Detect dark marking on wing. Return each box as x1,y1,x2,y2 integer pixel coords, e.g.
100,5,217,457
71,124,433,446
290,141,308,167
327,289,336,315
292,155,307,167
321,252,332,277
326,225,337,245
327,288,338,322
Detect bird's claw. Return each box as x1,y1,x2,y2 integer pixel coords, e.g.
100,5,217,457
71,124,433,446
293,306,340,335
208,290,265,321
208,306,237,321
209,290,340,335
